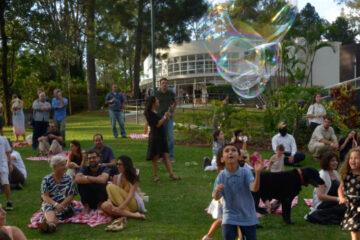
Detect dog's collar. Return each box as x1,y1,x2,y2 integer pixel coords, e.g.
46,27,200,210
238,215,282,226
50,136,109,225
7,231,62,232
297,169,305,185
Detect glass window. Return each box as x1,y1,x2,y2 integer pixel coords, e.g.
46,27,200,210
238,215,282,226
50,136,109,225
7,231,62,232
196,61,204,73
205,54,211,60
181,62,187,74
181,56,187,62
188,62,195,74
174,63,180,72
174,57,180,64
168,64,173,74
188,55,195,61
168,58,174,64
196,54,204,60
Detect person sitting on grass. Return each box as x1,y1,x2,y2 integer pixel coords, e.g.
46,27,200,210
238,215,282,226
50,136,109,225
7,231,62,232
90,134,117,177
305,151,345,225
66,140,85,178
0,136,13,210
38,122,63,156
144,96,180,182
213,143,263,240
0,203,26,239
8,139,26,190
40,156,76,233
203,130,227,171
101,155,146,220
75,150,109,214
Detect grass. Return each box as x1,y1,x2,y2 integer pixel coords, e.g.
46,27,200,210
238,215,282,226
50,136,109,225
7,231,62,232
3,109,349,239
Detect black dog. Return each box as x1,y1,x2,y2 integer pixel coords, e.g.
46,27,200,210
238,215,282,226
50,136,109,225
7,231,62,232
253,167,324,224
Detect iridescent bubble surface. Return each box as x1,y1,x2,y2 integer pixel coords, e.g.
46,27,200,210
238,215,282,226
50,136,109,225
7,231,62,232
204,0,297,98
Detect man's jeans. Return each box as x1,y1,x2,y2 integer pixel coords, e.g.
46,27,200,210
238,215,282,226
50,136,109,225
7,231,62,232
163,117,174,159
109,110,126,138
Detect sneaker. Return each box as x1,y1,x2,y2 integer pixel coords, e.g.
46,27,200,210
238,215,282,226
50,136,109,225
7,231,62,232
6,202,13,211
202,235,212,240
203,157,211,169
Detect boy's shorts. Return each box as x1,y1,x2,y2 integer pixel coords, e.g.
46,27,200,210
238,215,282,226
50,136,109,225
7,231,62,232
0,172,9,185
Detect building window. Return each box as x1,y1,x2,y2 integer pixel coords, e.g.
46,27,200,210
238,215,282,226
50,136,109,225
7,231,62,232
196,61,204,73
181,62,187,75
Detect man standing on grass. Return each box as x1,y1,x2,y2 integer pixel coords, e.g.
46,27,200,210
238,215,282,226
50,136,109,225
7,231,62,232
75,150,110,214
156,78,176,162
105,84,126,138
32,91,51,150
52,89,68,144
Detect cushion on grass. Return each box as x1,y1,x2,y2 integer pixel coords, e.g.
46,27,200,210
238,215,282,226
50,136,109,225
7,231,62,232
304,198,313,207
129,133,148,139
258,196,298,214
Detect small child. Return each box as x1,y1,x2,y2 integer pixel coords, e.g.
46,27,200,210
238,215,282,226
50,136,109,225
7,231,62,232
212,143,263,240
338,148,360,240
204,130,226,171
11,94,20,114
267,144,285,173
230,129,248,151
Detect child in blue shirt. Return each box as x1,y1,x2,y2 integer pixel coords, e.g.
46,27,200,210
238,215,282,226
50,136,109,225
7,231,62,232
213,143,263,240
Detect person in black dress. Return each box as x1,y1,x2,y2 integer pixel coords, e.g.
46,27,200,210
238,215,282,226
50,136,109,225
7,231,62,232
339,130,359,162
144,96,180,182
66,140,85,178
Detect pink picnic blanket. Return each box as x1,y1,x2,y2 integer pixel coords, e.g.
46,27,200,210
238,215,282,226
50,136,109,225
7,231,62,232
26,151,70,161
304,198,312,207
129,133,148,139
28,200,112,228
258,196,298,214
13,142,30,148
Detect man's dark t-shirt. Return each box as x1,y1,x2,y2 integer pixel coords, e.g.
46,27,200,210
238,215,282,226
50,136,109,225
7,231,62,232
90,145,115,164
156,90,175,116
42,131,62,145
79,165,110,177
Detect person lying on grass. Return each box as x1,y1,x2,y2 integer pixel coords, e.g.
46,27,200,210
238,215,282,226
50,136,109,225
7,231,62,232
213,143,263,240
40,156,76,233
101,155,146,220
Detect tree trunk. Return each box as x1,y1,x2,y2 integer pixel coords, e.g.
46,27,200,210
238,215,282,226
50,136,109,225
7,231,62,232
0,0,11,125
133,0,145,100
85,0,98,110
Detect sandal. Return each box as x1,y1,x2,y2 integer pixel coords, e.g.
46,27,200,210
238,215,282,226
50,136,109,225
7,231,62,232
153,177,160,183
169,175,181,181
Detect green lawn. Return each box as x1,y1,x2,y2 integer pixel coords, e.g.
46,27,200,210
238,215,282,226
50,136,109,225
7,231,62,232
3,110,348,239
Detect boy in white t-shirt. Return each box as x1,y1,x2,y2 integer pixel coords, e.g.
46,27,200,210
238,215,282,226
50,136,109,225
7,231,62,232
7,139,26,189
0,136,13,210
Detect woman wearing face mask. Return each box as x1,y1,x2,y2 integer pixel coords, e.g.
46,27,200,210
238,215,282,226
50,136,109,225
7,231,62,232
306,93,326,133
271,122,305,167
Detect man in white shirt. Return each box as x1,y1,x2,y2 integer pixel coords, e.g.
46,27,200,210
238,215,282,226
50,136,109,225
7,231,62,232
0,136,13,210
7,139,26,190
272,122,305,167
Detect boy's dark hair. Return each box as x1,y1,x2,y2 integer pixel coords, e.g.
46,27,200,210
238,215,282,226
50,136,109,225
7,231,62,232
216,143,241,172
93,133,103,140
276,144,285,152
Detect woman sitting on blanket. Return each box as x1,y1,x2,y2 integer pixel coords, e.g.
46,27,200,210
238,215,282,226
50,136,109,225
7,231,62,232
101,155,146,220
66,140,85,178
40,156,76,233
0,203,26,240
305,151,346,225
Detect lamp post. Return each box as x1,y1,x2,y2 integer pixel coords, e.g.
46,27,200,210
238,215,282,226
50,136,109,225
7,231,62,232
151,0,156,95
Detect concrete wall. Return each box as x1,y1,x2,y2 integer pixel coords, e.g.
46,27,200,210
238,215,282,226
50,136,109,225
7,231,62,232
312,42,341,87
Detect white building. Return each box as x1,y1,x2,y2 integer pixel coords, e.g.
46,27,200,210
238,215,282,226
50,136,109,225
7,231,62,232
140,39,341,95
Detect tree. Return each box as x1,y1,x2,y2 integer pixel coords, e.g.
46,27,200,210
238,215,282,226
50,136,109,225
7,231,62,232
335,0,360,34
287,3,335,87
0,0,33,124
325,16,358,44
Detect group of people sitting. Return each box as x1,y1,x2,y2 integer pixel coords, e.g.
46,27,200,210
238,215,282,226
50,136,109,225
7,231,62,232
39,134,146,233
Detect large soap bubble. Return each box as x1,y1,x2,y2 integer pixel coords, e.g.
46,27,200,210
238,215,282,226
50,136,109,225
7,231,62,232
204,0,297,98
